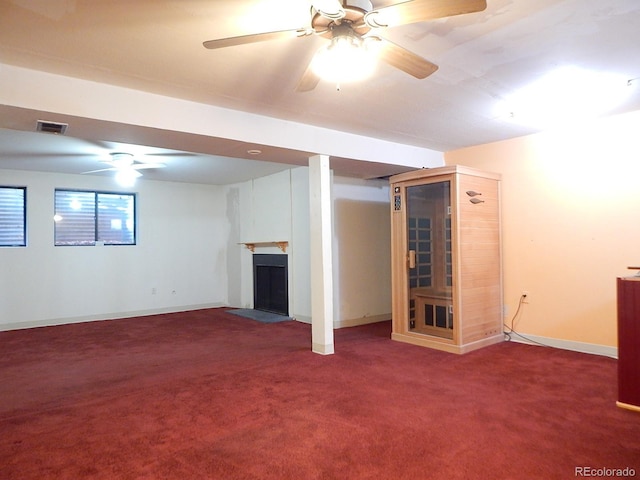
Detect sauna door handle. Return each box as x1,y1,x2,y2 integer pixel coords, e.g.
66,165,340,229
408,250,416,269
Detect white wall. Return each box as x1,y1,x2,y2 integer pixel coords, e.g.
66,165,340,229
229,168,311,320
333,177,392,327
0,169,229,330
232,168,392,328
1,165,394,331
445,109,640,356
290,167,312,322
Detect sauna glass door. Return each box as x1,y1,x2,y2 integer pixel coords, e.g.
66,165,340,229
406,181,453,339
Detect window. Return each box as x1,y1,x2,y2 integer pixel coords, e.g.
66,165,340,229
0,186,26,247
54,190,136,246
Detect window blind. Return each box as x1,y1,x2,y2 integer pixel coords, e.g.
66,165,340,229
0,187,26,247
54,190,96,245
97,193,135,245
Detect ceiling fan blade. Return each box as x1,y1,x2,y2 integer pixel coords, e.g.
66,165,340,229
144,152,197,157
203,29,304,50
82,168,117,174
376,38,438,79
365,0,487,29
296,62,322,92
132,163,166,170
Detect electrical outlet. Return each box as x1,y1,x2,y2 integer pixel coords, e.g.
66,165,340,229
522,291,530,303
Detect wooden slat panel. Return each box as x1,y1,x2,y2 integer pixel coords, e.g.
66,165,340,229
457,173,502,347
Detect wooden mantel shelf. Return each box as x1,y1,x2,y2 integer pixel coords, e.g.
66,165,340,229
240,241,288,253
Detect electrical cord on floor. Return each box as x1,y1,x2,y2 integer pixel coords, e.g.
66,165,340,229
503,294,550,348
504,295,618,357
503,294,525,340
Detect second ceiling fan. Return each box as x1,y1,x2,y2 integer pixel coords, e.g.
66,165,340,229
83,152,166,186
203,0,487,91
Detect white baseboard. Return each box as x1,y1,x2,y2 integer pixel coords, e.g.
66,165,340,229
291,314,311,324
312,342,335,355
508,331,618,359
289,313,391,329
334,313,391,329
0,303,226,332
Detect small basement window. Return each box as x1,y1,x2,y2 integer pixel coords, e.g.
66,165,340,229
54,189,136,246
0,186,26,247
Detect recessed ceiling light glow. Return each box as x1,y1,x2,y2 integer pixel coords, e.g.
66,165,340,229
497,66,632,129
247,149,262,155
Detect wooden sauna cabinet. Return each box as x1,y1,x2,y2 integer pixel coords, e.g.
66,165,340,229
616,275,640,412
389,165,503,354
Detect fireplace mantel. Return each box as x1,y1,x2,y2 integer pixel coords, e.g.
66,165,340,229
240,241,288,253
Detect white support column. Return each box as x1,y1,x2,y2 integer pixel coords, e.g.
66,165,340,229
308,154,335,355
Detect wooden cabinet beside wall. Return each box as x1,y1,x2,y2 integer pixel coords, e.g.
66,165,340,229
389,165,503,354
616,276,640,412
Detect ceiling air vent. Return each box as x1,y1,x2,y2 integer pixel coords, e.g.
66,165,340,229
36,120,68,135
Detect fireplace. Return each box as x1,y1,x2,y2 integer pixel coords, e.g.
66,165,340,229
253,254,288,316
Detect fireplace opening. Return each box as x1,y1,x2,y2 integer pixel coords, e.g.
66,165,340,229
253,254,288,316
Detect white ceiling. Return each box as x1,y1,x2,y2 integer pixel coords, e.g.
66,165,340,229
1,0,639,184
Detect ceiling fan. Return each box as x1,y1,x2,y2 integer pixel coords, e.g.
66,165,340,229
83,152,166,185
203,0,487,91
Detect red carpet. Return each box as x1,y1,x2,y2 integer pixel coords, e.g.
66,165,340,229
1,308,638,479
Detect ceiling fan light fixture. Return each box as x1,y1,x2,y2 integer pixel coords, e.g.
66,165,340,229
115,167,142,187
109,152,135,168
311,31,377,84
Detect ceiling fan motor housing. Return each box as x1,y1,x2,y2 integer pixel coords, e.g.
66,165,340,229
312,0,373,38
343,0,373,12
109,152,135,167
